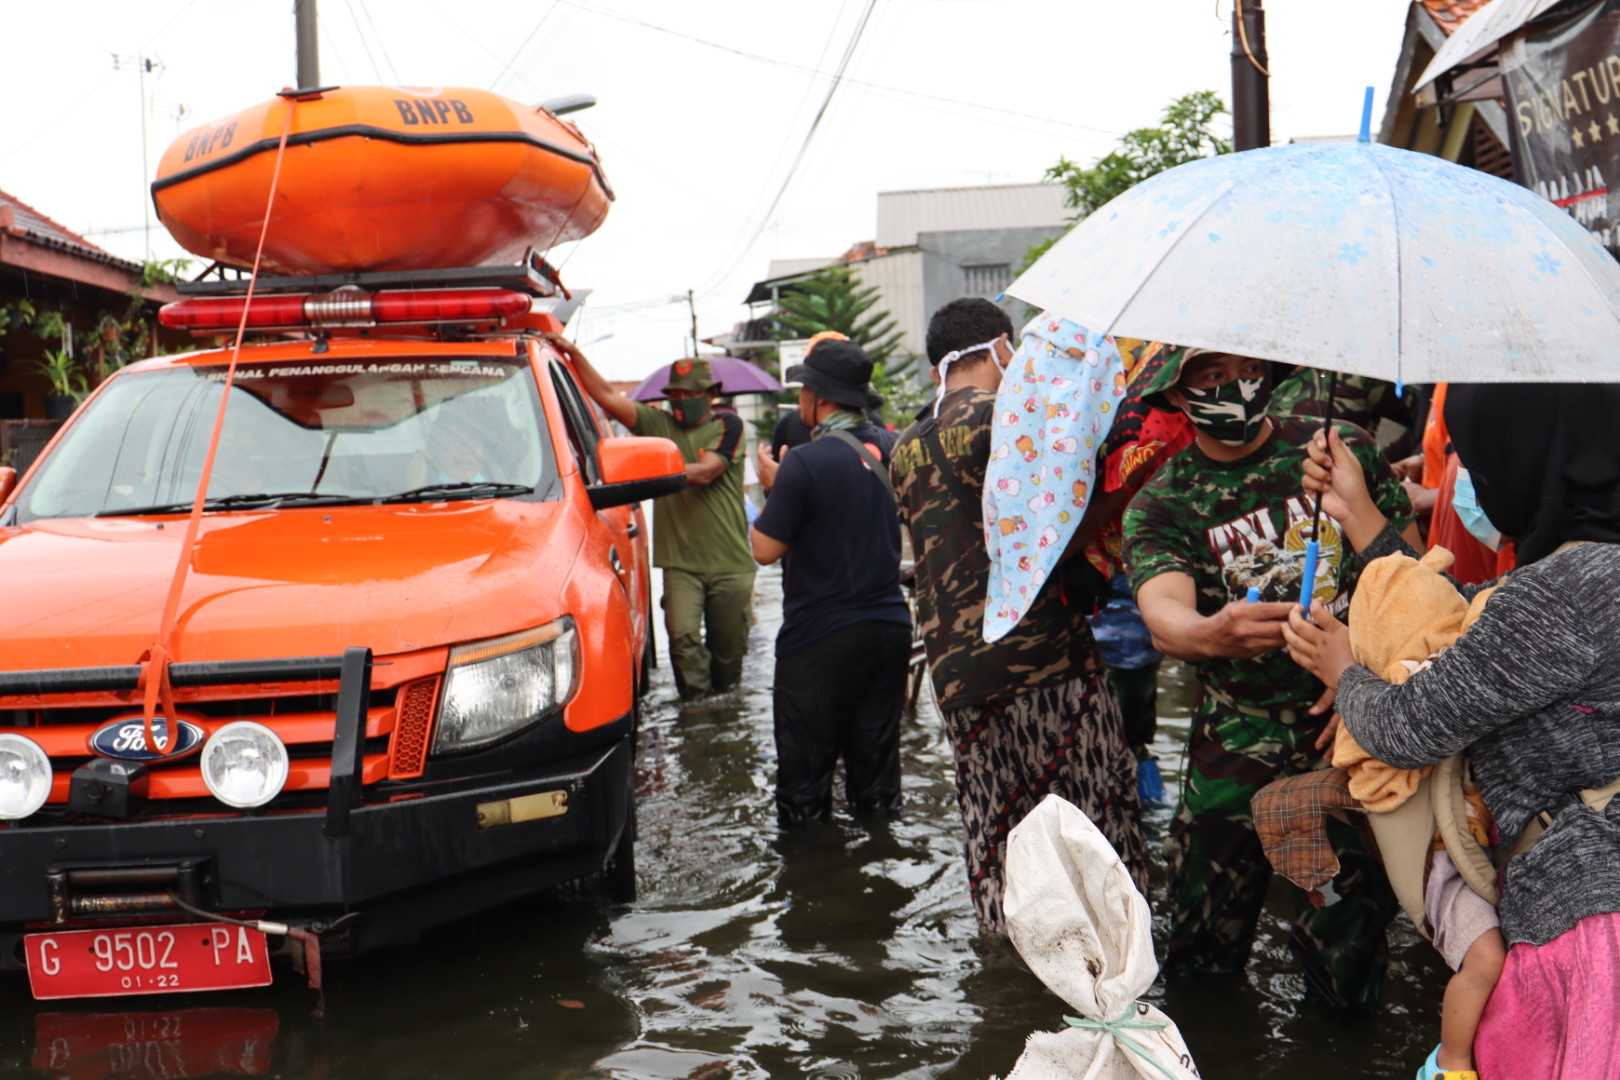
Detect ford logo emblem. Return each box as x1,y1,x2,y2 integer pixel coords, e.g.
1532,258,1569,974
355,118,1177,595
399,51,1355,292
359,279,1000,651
89,717,207,761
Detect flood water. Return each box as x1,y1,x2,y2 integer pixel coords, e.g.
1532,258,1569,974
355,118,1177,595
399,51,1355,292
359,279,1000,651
0,565,1452,1079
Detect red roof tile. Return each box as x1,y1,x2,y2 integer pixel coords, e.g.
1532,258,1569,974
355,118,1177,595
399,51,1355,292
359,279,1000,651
1420,0,1493,35
0,186,136,269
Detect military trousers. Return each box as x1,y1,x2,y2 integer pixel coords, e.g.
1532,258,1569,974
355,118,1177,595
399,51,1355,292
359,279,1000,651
1165,692,1397,1010
661,567,755,699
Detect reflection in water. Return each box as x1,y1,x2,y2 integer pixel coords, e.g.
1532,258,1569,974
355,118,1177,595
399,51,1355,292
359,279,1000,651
0,571,1449,1079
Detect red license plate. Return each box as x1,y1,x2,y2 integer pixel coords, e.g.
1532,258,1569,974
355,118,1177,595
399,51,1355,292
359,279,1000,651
24,924,272,1000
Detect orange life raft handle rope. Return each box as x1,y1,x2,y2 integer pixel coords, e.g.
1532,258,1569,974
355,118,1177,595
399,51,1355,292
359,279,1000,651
136,93,300,754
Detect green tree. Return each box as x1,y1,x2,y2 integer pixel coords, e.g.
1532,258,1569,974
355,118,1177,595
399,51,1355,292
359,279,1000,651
1025,90,1232,268
772,266,925,423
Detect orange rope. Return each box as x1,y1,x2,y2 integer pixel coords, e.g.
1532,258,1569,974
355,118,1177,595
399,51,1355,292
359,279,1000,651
137,95,297,754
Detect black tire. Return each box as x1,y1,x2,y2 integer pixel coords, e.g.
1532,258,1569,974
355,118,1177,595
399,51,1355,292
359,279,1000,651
639,600,657,690
601,788,637,904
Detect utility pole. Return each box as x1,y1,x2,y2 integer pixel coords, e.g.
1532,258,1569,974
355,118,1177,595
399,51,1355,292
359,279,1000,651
112,54,162,259
686,288,698,357
296,0,320,89
1231,0,1271,152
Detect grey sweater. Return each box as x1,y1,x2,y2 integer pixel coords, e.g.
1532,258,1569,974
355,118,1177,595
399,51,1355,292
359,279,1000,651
1338,527,1620,946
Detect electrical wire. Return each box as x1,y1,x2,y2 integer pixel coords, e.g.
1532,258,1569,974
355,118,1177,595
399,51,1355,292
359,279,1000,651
1235,0,1271,77
489,0,563,92
343,0,388,84
355,0,399,82
0,0,202,167
552,0,1120,138
694,0,880,297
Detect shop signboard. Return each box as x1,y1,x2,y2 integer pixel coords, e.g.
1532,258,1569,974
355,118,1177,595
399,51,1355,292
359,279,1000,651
1502,0,1620,252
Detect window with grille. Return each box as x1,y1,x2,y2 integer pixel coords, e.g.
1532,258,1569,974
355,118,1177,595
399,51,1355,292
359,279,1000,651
962,263,1011,298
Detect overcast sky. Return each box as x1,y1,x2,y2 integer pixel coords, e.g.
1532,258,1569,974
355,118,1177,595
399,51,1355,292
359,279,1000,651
2,0,1414,379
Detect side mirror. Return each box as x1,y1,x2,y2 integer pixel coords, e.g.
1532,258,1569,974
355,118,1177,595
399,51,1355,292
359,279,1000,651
0,466,15,506
588,436,687,510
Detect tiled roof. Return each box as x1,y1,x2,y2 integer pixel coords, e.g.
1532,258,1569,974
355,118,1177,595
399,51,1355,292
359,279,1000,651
0,187,138,269
1420,0,1493,35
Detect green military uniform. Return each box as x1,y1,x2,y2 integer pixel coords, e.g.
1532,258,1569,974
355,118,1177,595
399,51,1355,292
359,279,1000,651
1123,414,1412,1008
1270,369,1425,457
633,400,754,699
893,387,1144,930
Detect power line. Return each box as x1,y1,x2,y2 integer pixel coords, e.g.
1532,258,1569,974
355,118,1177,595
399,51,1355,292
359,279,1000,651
0,0,202,167
554,0,1121,139
342,0,387,83
695,0,879,297
355,0,399,82
489,1,563,92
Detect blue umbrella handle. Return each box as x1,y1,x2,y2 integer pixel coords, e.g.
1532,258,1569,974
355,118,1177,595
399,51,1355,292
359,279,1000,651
1298,540,1319,612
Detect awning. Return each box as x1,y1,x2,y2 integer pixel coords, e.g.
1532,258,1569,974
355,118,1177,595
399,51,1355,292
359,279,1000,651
1413,0,1567,103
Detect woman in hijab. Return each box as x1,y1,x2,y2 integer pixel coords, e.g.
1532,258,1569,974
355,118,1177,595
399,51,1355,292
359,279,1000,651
1282,382,1620,1080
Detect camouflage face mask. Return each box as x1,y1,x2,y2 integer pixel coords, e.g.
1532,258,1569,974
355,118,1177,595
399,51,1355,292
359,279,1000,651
1179,376,1271,446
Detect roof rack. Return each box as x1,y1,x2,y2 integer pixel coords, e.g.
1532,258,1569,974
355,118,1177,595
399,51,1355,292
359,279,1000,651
178,248,566,299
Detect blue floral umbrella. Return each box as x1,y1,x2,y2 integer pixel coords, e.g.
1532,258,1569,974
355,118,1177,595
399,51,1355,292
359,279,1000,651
1007,118,1620,606
1006,134,1620,388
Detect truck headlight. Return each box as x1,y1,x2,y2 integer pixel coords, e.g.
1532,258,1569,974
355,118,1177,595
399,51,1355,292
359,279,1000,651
0,734,52,820
432,616,580,755
200,721,290,808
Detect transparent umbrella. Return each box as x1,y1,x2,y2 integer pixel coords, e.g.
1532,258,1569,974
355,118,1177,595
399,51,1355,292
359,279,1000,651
1006,127,1620,389
1006,113,1620,604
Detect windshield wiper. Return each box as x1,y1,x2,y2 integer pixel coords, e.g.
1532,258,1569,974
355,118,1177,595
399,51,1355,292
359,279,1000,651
381,481,534,504
96,491,370,517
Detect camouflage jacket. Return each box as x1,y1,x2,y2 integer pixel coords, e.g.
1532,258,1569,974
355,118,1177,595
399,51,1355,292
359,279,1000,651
1269,370,1423,443
892,388,1101,712
1122,415,1413,709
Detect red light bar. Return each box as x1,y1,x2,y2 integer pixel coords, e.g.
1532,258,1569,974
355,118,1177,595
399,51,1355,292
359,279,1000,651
158,288,532,333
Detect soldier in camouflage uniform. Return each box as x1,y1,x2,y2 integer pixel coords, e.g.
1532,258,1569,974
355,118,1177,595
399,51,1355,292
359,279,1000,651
892,298,1146,933
1123,348,1419,1009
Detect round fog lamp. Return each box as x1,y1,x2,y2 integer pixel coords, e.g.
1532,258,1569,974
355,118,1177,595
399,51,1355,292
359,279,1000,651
200,722,289,808
0,733,52,820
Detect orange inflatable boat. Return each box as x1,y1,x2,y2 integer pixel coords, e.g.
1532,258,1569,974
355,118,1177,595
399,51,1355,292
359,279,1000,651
152,85,613,275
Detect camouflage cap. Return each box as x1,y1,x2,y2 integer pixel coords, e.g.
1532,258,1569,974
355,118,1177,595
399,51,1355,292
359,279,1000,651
1136,346,1208,403
664,357,720,394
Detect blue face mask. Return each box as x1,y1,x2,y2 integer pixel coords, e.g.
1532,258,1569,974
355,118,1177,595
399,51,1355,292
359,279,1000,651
1452,467,1503,551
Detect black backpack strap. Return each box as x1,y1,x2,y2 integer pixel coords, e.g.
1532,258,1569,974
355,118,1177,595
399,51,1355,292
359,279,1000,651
918,417,981,524
824,430,897,505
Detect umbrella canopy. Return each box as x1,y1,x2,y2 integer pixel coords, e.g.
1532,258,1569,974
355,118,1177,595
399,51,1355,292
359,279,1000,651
630,356,783,401
1006,139,1620,385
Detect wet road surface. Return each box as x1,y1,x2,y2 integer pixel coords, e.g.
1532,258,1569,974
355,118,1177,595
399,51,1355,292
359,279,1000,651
0,565,1452,1078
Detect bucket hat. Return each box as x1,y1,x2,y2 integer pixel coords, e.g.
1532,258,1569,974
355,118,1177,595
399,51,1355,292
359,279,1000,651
664,357,720,394
783,339,875,410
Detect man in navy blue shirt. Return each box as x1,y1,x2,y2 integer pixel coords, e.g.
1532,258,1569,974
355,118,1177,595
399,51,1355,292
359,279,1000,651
751,339,911,828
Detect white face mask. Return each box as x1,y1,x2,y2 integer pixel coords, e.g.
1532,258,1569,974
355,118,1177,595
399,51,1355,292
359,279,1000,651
933,337,1006,417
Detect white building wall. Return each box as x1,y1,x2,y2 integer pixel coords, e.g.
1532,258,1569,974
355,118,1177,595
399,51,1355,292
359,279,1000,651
876,184,1068,248
848,249,926,359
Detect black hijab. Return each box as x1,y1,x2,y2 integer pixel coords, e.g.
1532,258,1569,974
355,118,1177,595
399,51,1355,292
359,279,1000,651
1446,383,1620,566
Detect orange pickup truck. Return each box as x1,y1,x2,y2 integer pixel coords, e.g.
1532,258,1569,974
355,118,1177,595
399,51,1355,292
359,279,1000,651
0,260,682,1000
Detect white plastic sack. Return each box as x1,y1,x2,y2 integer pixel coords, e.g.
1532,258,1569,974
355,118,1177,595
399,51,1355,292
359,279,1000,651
1001,794,1200,1080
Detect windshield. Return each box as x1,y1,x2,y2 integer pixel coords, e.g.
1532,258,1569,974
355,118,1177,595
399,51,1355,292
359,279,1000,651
14,356,558,522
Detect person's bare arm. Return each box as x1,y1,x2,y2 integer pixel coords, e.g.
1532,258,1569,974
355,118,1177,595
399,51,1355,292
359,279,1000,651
687,453,728,487
1134,571,1296,662
750,525,788,565
541,332,638,430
